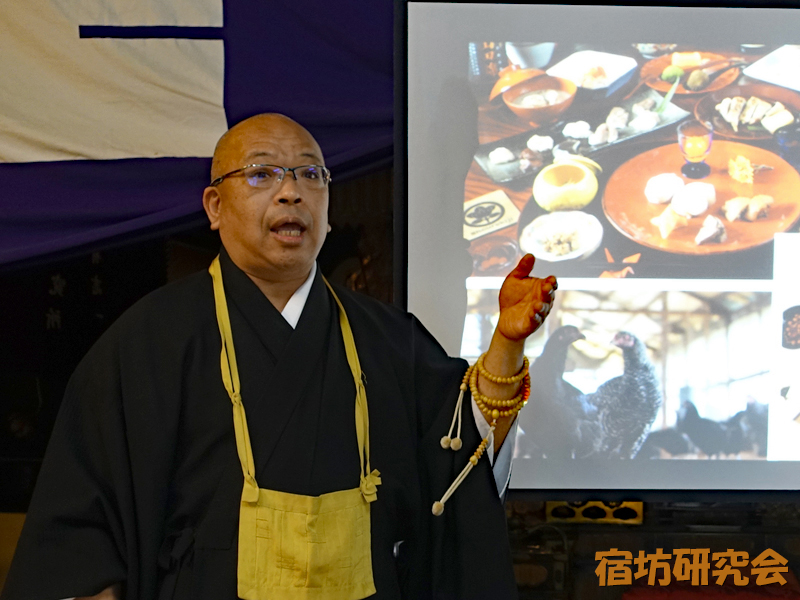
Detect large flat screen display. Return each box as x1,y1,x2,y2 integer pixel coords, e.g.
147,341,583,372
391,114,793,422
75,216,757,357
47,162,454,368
405,2,800,492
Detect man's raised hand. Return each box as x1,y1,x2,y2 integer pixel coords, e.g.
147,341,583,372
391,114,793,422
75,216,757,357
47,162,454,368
497,254,557,342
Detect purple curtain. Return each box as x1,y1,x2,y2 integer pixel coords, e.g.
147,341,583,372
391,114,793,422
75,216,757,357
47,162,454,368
0,0,393,267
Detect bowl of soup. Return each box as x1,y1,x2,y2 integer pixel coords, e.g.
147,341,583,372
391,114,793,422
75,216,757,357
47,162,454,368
502,74,577,127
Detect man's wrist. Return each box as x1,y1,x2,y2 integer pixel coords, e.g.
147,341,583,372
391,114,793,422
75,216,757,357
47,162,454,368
484,330,525,377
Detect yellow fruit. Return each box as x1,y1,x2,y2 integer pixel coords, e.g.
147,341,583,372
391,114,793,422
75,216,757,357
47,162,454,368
533,161,599,211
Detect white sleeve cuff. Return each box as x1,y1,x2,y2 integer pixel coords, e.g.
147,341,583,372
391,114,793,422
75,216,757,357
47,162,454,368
471,397,517,497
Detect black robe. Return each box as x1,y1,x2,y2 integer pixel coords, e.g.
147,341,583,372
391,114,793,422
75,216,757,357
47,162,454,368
2,249,518,600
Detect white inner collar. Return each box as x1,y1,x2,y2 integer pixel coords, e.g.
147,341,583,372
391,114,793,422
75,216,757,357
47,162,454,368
280,262,317,328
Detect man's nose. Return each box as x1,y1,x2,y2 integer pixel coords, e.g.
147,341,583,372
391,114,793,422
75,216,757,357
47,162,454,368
276,172,302,204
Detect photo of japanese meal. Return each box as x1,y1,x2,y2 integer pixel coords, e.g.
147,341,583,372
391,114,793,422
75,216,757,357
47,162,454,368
464,42,800,280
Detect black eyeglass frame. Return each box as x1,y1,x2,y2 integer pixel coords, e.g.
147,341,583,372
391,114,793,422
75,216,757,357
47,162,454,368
209,164,332,187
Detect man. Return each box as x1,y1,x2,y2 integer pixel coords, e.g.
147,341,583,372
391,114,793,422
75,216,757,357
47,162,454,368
3,114,556,600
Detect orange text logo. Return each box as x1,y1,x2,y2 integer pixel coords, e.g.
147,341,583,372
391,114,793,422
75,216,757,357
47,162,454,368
595,548,788,587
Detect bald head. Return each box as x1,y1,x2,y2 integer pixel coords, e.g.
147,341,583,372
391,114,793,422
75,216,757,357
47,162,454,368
210,114,324,183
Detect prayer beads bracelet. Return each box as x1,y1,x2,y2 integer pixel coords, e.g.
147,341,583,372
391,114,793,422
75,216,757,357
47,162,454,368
471,366,530,416
469,358,530,423
476,353,529,385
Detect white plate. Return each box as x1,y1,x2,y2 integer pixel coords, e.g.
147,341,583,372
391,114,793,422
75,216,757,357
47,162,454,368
743,45,800,93
546,50,638,90
519,211,604,262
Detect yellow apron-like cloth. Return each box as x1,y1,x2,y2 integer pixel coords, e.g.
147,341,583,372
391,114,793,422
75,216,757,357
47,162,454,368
209,257,381,600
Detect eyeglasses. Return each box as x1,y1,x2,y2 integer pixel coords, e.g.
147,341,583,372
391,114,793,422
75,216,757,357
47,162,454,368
210,164,331,189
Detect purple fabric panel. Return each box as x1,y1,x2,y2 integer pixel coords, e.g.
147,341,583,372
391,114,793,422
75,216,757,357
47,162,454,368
221,0,394,166
0,158,210,264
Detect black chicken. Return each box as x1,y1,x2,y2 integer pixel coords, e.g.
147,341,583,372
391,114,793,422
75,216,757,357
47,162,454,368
636,427,698,459
676,399,728,458
722,400,769,457
722,409,749,456
588,331,661,459
740,401,768,457
519,325,602,459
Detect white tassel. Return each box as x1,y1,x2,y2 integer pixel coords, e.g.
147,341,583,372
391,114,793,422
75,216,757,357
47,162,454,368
440,383,467,451
441,384,466,450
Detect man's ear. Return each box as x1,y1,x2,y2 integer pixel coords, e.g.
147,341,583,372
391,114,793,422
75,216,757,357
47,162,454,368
202,186,221,231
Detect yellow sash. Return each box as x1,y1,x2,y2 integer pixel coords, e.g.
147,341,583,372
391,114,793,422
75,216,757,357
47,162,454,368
209,257,381,600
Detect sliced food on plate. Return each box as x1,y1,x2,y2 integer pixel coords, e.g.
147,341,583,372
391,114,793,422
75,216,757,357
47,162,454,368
716,95,795,134
519,211,603,262
650,205,689,240
722,195,774,222
695,215,727,245
670,182,715,218
695,84,800,140
488,147,516,164
527,135,554,152
644,173,684,204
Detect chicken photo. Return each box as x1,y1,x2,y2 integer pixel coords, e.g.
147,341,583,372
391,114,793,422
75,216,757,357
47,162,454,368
676,399,729,458
588,331,662,459
519,325,602,459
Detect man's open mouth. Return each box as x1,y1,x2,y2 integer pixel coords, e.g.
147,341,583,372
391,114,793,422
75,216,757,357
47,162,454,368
271,222,306,237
